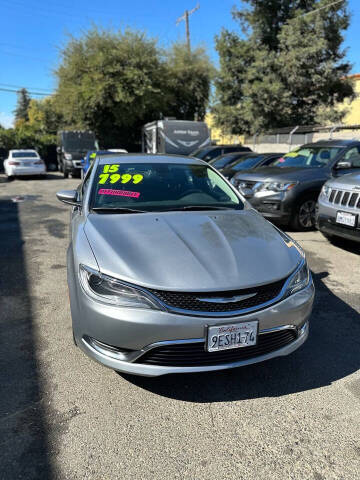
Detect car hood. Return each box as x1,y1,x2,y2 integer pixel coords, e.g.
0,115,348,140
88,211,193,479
84,209,301,291
326,171,360,188
232,166,328,183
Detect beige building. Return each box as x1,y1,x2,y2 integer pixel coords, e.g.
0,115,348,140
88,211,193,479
205,113,245,145
340,73,360,125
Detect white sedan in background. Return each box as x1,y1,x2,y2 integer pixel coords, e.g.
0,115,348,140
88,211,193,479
4,149,46,180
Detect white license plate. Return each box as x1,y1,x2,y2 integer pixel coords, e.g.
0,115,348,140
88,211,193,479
207,321,258,352
336,211,357,227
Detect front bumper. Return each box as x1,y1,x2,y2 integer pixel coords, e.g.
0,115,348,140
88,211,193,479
244,191,291,224
70,266,315,375
317,213,360,243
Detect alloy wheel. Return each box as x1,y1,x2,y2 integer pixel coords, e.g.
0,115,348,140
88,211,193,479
298,200,316,229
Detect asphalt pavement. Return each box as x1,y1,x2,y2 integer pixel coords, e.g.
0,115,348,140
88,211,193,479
0,172,359,480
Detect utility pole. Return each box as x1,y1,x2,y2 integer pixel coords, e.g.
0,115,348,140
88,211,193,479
176,3,200,53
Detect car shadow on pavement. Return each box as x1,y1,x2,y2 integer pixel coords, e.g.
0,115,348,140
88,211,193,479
0,200,53,479
328,236,360,255
124,270,360,403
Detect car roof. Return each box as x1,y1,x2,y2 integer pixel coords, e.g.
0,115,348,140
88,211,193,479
197,144,246,150
10,149,37,152
298,139,360,148
97,153,206,166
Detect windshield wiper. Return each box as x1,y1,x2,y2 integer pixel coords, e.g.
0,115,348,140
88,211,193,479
165,205,236,211
91,207,147,214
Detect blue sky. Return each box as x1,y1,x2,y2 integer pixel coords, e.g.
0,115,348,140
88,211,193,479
1,0,360,127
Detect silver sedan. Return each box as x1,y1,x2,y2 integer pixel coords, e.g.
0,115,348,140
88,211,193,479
57,154,314,377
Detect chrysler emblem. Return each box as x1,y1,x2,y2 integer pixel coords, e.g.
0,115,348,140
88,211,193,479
197,293,257,303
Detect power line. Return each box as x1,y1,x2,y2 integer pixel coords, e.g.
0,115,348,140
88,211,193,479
301,0,345,17
0,48,50,62
0,87,50,96
0,83,53,93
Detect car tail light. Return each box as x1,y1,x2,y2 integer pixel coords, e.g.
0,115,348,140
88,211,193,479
34,160,44,165
8,161,20,165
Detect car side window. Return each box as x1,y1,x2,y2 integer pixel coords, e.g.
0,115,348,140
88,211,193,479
204,148,221,161
343,147,360,167
81,162,94,200
262,156,278,166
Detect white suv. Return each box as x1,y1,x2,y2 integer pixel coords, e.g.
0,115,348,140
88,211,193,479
317,171,360,243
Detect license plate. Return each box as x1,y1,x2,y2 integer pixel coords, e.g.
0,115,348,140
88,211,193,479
336,211,357,227
207,321,258,352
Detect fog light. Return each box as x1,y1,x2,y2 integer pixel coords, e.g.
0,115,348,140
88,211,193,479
85,336,133,361
263,202,279,210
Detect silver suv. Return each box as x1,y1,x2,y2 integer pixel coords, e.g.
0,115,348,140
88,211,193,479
316,172,360,243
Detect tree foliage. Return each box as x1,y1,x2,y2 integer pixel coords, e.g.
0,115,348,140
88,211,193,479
163,43,214,121
27,97,63,135
13,88,31,124
54,28,213,149
214,0,354,135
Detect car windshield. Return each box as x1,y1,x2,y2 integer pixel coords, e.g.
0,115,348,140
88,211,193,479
191,147,213,159
12,151,38,158
273,147,340,168
90,162,243,212
210,154,242,169
230,155,267,171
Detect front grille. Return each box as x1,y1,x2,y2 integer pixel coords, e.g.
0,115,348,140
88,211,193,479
237,180,259,189
147,278,286,313
137,329,297,366
329,189,359,209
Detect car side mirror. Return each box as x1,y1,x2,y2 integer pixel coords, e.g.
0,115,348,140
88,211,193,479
335,161,352,169
56,190,81,207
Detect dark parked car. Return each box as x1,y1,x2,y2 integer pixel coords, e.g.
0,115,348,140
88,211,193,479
221,153,283,180
191,144,252,162
230,140,360,231
209,152,254,171
57,130,98,178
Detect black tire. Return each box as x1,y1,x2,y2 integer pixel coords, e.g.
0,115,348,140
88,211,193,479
63,168,69,179
6,175,14,182
291,197,317,231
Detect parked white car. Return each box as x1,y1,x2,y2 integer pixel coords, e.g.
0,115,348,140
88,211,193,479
4,149,46,179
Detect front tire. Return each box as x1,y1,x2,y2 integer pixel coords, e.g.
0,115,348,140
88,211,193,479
291,197,317,231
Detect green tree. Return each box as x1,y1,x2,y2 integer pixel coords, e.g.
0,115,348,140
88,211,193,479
54,28,213,149
163,43,214,120
27,97,63,135
13,88,31,124
54,28,167,149
214,0,354,135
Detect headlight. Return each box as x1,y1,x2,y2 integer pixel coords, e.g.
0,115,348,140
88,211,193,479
259,182,297,192
64,153,72,160
286,260,310,296
79,265,162,310
320,184,331,199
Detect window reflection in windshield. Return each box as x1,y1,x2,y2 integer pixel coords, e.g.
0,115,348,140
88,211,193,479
273,147,340,168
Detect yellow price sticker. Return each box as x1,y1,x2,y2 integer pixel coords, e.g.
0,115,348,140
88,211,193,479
285,151,299,158
98,172,144,185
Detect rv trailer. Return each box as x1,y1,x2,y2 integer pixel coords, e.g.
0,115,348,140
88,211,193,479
142,119,211,156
